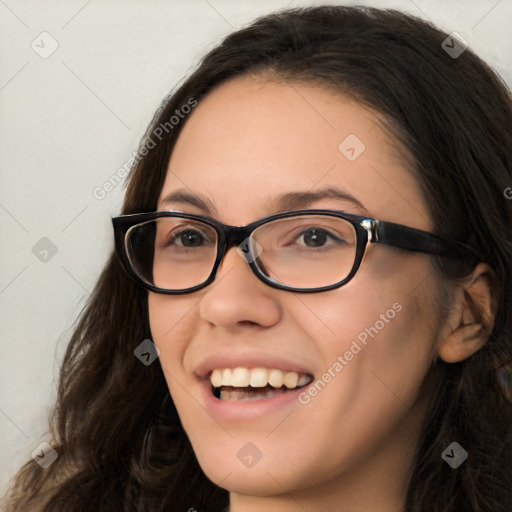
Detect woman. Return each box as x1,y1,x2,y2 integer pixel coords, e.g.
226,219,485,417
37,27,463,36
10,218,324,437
4,5,511,512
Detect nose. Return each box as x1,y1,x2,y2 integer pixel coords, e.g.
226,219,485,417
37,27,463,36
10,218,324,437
198,246,282,329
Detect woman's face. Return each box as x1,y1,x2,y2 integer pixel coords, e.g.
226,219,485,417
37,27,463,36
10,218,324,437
149,76,444,500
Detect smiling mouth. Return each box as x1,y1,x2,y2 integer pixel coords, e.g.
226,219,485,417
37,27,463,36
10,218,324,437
209,367,314,401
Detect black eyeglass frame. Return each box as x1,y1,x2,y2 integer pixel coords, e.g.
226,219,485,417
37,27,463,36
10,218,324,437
112,209,480,294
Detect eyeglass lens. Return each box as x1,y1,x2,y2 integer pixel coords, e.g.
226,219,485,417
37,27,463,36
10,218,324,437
125,215,358,290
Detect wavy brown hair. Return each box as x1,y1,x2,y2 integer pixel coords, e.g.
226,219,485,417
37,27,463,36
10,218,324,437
4,6,511,512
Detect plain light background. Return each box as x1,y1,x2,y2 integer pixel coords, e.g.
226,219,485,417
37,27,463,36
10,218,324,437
1,0,511,499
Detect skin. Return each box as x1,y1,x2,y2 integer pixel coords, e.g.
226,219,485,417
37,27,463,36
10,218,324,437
148,76,494,512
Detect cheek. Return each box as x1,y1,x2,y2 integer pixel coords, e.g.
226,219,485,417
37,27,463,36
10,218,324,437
148,294,198,374
296,258,438,413
148,294,207,428
283,277,436,475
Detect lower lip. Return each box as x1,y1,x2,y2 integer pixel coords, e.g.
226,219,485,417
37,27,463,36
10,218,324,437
198,378,309,421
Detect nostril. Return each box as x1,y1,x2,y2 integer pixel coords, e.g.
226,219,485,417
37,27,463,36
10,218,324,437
239,320,259,327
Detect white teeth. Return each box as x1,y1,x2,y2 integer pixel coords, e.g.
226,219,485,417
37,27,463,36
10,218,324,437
222,368,233,386
210,369,223,388
297,374,310,387
283,371,298,389
232,367,250,387
249,367,268,387
268,369,284,388
209,366,312,390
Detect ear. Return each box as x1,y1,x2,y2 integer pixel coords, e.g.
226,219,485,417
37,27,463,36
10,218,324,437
438,263,497,363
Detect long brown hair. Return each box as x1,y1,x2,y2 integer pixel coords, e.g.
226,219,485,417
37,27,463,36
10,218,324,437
4,6,511,511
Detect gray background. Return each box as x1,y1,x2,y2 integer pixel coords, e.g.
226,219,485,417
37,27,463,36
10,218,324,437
1,0,511,499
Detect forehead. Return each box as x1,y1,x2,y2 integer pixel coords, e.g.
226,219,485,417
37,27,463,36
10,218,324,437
159,76,430,230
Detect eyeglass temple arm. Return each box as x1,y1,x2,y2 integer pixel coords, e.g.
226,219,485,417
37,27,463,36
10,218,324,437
367,219,480,267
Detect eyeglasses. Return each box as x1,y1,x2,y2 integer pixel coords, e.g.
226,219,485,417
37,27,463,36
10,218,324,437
112,209,480,294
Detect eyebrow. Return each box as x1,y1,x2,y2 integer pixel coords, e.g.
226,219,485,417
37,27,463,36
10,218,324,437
159,186,368,217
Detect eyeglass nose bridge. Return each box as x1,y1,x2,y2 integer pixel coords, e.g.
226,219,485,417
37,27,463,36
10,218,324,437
218,224,260,262
211,222,277,289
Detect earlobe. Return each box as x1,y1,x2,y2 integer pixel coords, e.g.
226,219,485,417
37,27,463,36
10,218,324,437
438,322,485,363
437,263,496,364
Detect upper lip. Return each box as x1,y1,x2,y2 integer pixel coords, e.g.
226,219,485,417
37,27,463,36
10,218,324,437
193,349,314,379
